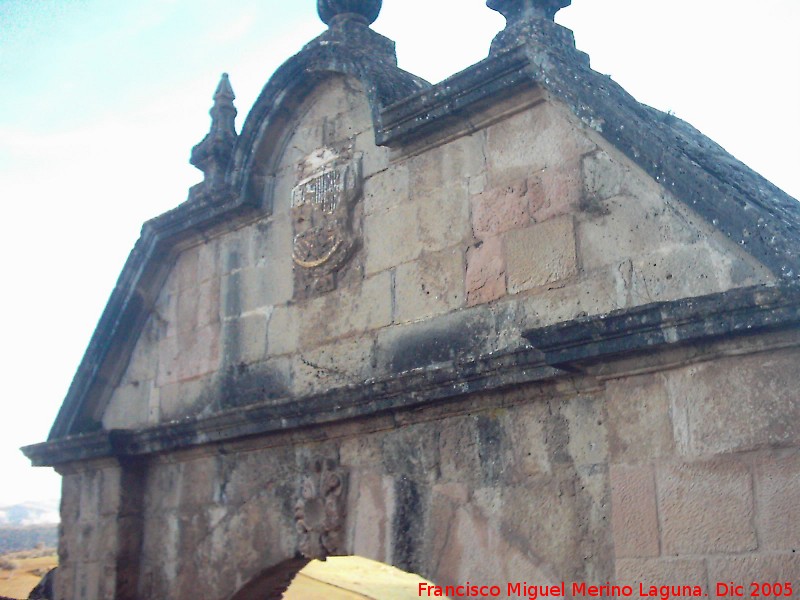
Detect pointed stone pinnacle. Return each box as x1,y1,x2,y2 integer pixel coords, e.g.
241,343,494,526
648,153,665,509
214,72,235,103
210,73,237,137
190,73,238,189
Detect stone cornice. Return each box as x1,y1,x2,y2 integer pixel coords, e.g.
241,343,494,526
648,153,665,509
26,351,562,466
524,283,800,367
25,284,800,467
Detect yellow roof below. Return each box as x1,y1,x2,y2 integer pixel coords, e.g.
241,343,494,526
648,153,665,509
284,556,445,600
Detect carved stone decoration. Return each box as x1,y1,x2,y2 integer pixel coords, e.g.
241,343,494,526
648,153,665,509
486,0,571,22
291,148,363,298
189,73,238,201
318,0,382,26
294,459,348,560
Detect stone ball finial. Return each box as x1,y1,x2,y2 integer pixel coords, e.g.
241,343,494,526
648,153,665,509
318,0,382,26
487,0,570,22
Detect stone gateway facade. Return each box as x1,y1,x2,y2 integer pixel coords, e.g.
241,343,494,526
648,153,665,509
24,1,800,599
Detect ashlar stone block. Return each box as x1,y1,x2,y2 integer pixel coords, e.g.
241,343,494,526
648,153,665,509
528,160,584,223
395,248,465,323
485,102,596,187
582,149,656,204
505,215,577,293
158,376,211,421
471,178,531,239
349,472,395,563
409,132,486,197
232,309,271,365
466,236,506,307
103,382,151,429
664,348,800,457
708,554,800,594
267,304,299,356
606,373,675,462
364,201,422,275
222,264,290,318
355,130,390,177
122,317,160,384
657,461,756,555
292,334,376,396
176,323,220,382
175,245,200,291
623,243,734,306
577,192,702,272
363,164,410,216
299,271,393,348
516,267,621,329
610,464,660,558
754,451,800,552
417,184,472,253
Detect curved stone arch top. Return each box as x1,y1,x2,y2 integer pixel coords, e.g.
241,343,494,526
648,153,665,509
229,26,428,210
227,558,310,600
223,500,559,600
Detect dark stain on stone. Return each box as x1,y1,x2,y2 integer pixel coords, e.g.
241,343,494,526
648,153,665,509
382,310,494,374
219,362,289,410
223,270,242,319
476,414,504,484
392,476,424,574
543,401,572,465
381,424,440,480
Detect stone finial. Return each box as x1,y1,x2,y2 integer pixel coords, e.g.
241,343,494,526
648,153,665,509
190,73,238,190
487,0,579,55
487,0,570,23
318,0,382,26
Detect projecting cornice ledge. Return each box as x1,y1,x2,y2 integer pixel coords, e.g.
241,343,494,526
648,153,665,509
24,283,800,467
524,283,800,368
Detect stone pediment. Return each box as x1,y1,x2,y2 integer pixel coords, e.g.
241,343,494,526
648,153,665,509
37,1,799,447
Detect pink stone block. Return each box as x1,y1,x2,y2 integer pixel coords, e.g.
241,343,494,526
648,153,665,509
754,452,800,551
470,179,531,239
657,461,756,555
466,236,506,306
610,464,660,558
529,161,583,223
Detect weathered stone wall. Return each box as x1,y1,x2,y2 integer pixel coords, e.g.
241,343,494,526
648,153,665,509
102,76,771,431
60,71,794,600
132,378,612,598
56,332,799,599
55,459,145,600
607,339,800,589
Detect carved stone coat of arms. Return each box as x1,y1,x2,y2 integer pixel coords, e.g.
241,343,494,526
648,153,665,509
291,147,363,298
294,459,348,560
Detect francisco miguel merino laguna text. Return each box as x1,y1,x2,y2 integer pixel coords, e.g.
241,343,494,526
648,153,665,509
418,581,708,599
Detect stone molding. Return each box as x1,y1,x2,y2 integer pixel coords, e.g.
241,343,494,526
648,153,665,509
23,284,800,467
524,282,800,367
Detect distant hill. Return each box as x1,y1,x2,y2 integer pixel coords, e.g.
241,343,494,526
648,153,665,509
0,501,59,527
0,526,58,555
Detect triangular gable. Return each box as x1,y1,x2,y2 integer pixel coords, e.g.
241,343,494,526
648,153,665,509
44,5,799,442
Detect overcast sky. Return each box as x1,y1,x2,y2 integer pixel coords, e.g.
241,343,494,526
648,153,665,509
0,0,798,507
